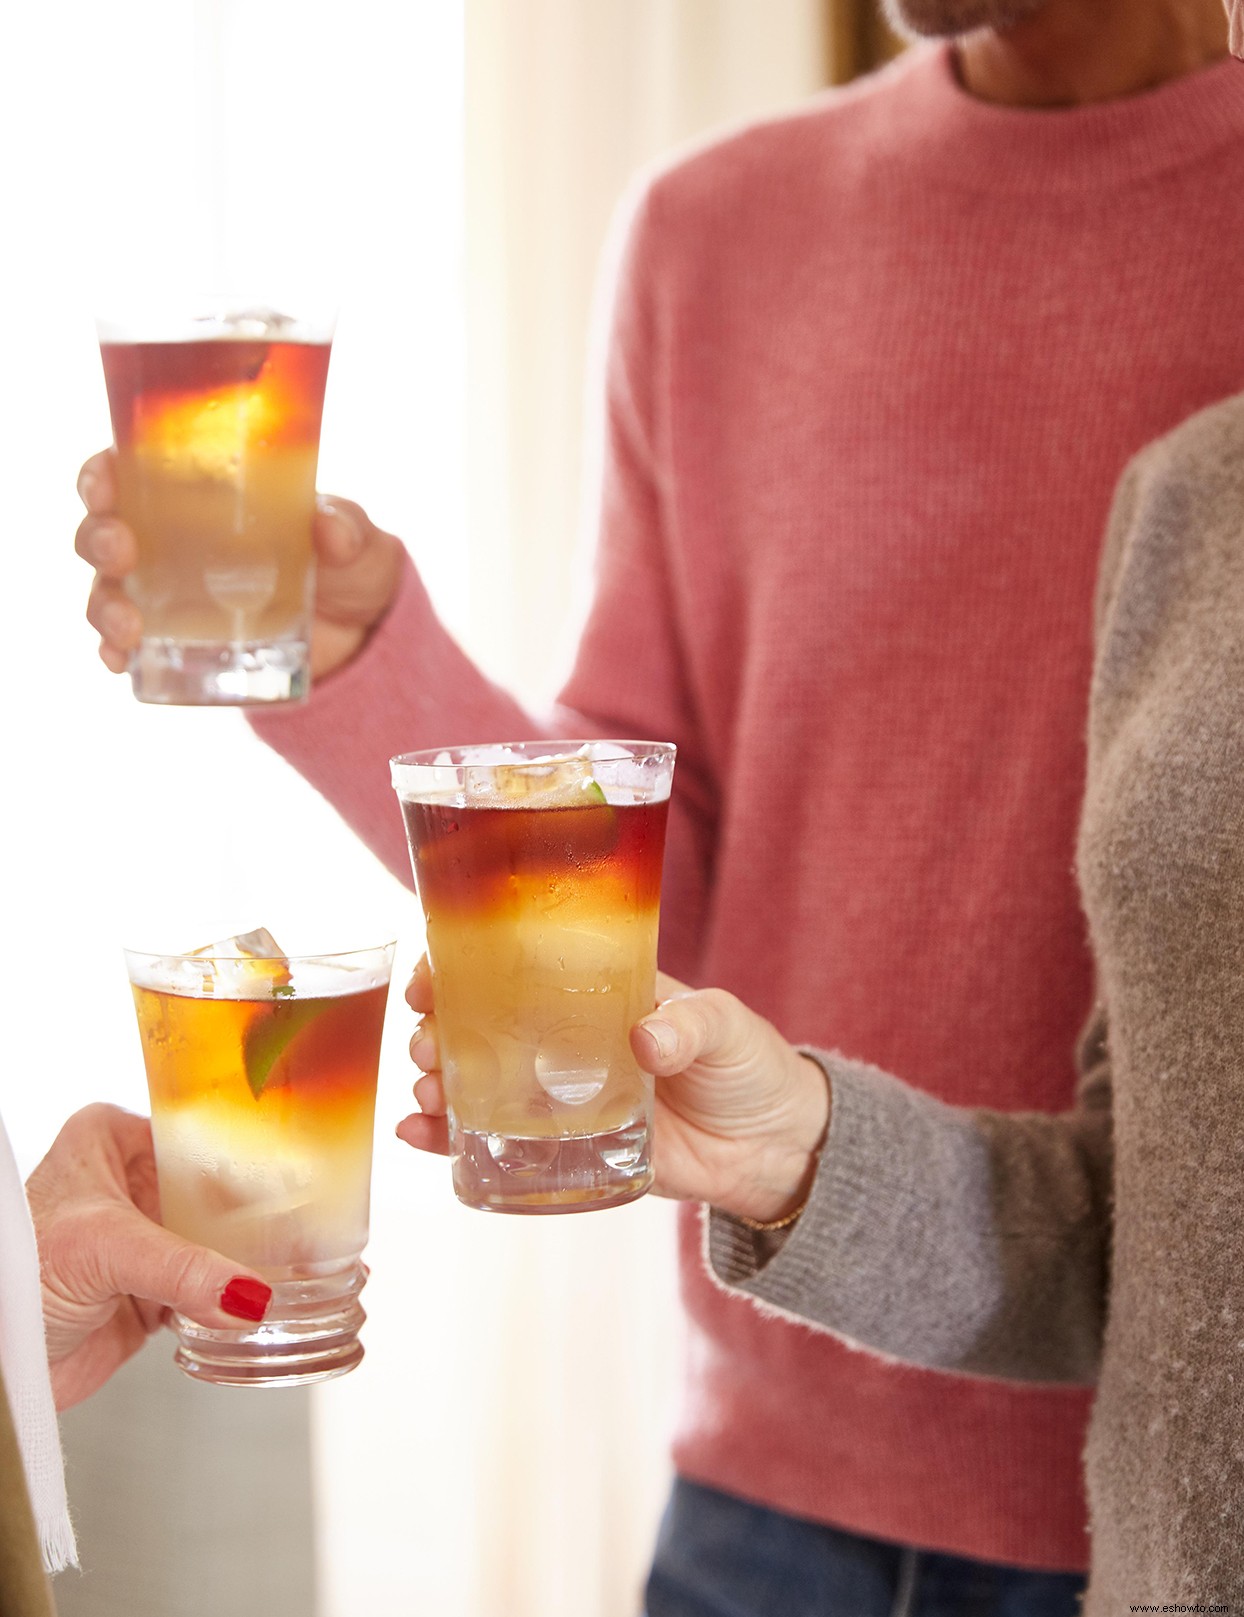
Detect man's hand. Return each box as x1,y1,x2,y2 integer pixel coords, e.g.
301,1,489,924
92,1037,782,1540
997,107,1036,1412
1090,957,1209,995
75,449,405,682
397,958,830,1225
26,1105,273,1410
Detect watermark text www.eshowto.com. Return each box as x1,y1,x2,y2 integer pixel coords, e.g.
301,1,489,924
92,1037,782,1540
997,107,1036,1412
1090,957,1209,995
1128,1604,1229,1613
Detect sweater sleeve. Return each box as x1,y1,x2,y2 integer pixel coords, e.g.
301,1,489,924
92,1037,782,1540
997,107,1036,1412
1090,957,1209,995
707,1007,1114,1386
248,185,715,981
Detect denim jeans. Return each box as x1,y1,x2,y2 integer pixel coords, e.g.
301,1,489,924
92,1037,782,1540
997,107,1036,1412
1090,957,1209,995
644,1479,1086,1617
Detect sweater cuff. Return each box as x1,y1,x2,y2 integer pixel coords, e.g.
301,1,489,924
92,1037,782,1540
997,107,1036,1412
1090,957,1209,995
706,1048,857,1292
707,1049,1002,1370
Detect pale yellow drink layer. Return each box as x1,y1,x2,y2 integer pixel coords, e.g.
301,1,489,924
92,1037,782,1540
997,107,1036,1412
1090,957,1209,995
151,1103,374,1273
427,885,660,1139
116,442,318,643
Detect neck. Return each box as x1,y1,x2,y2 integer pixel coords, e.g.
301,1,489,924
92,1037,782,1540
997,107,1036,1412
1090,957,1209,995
956,0,1229,106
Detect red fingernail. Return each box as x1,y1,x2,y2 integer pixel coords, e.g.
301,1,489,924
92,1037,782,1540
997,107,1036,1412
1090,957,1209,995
220,1277,272,1321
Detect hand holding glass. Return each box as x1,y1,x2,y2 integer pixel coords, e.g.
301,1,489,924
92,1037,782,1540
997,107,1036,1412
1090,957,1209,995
391,742,674,1213
125,933,394,1386
98,303,331,705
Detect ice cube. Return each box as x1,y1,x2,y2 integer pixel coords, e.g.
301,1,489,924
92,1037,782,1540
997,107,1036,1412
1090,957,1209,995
464,769,501,804
187,929,289,998
458,743,530,767
190,926,284,959
193,307,299,340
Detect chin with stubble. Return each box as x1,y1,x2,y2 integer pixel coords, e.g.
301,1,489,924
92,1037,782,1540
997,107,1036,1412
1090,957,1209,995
883,0,1048,37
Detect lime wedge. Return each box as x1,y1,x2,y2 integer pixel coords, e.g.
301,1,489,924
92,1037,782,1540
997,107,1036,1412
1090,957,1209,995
241,998,330,1100
494,756,609,808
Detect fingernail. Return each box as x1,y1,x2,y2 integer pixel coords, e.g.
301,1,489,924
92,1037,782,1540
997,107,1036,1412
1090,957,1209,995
220,1276,272,1321
77,468,99,508
641,1018,678,1062
318,498,362,556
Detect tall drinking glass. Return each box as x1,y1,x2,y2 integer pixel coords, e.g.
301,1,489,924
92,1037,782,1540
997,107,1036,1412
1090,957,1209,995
390,742,675,1213
98,301,332,705
124,935,394,1386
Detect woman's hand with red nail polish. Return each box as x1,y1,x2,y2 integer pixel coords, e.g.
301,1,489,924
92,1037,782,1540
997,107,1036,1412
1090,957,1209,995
25,1105,271,1410
219,1275,273,1322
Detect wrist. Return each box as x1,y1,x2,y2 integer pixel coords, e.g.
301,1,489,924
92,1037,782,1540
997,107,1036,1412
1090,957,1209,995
726,1053,830,1226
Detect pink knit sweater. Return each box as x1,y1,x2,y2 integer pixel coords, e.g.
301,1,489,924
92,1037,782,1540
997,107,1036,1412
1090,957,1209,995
253,45,1244,1568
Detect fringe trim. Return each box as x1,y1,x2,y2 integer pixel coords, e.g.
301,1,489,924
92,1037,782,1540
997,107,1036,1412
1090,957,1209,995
41,1514,79,1575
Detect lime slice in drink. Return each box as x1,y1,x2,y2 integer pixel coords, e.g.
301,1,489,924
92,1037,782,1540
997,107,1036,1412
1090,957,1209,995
241,998,330,1100
492,755,608,808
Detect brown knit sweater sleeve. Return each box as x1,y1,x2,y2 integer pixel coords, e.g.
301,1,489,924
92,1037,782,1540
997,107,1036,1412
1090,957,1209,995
707,1010,1113,1385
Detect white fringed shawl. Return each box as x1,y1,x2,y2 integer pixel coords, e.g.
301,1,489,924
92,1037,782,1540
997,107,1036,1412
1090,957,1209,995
0,1117,76,1573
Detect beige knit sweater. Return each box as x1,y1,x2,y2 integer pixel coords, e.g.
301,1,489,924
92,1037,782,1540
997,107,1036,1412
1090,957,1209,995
710,393,1244,1609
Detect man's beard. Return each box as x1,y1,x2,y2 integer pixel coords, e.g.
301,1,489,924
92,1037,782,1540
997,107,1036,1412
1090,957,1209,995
882,0,1049,39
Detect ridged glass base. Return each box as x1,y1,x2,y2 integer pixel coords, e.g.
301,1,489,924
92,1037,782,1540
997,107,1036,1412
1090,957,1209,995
130,636,309,706
171,1261,365,1388
450,1116,652,1214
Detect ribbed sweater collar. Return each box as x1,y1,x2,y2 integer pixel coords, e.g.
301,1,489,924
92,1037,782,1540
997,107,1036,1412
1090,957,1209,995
874,42,1244,193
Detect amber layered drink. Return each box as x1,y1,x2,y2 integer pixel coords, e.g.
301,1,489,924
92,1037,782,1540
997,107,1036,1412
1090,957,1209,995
99,306,331,705
391,743,675,1213
125,933,394,1386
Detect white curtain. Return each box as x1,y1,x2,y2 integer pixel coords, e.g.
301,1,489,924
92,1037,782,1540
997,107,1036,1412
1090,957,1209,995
464,0,832,699
5,3,465,1614
5,4,828,1616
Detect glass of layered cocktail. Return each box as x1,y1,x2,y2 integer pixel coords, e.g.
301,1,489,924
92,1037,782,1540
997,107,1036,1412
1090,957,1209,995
124,930,394,1386
98,301,332,705
390,742,675,1213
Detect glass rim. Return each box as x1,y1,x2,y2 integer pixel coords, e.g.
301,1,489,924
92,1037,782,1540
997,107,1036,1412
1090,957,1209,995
122,940,396,967
95,296,337,346
389,739,676,774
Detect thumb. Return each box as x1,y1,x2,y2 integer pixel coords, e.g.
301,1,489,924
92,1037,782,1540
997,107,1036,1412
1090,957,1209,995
89,1204,272,1328
632,987,746,1076
310,495,405,634
314,495,370,565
